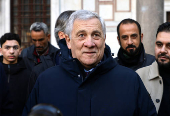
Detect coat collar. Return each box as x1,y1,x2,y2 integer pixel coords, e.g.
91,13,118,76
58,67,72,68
27,42,59,60
0,56,27,75
148,61,160,80
58,39,117,80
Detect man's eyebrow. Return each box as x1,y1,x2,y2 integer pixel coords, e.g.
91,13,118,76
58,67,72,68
155,41,162,44
4,45,19,47
121,35,128,37
92,30,102,35
76,30,86,34
131,33,138,36
32,38,44,41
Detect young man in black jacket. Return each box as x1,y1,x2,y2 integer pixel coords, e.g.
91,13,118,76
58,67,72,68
0,33,35,116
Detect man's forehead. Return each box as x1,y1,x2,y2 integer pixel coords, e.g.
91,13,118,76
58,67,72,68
31,30,44,33
74,18,101,25
73,18,103,32
156,32,170,42
2,41,20,48
120,23,139,32
3,40,19,45
31,30,46,37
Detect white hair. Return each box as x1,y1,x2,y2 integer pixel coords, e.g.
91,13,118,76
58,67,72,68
65,10,106,39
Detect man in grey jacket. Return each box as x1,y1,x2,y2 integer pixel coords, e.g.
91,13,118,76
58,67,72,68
136,22,170,115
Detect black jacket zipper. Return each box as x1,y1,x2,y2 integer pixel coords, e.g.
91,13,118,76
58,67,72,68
8,64,10,83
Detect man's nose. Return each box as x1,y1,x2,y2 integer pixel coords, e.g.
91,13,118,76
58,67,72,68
9,48,14,53
127,38,133,45
35,41,41,46
160,45,168,54
84,36,95,47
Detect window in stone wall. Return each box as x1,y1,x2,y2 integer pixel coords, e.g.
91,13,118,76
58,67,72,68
82,0,114,21
82,0,131,21
115,0,131,12
11,0,50,48
167,12,170,22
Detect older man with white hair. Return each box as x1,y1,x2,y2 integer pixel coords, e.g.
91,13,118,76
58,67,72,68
22,10,156,116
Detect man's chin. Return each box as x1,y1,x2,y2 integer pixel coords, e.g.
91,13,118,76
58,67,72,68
8,60,17,64
36,49,43,52
36,50,44,54
125,50,136,56
157,60,170,69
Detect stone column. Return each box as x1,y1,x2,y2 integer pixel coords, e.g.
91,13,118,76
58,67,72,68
0,0,10,36
137,0,164,55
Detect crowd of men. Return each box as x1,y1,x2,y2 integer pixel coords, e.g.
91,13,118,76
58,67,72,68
0,9,170,116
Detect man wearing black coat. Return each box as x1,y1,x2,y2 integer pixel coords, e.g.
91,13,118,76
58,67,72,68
21,22,59,76
0,33,35,116
115,18,155,71
22,10,156,116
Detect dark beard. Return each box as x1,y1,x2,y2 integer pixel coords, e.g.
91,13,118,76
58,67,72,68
121,43,141,57
156,53,170,70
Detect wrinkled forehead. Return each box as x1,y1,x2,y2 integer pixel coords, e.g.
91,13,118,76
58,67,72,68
72,18,103,33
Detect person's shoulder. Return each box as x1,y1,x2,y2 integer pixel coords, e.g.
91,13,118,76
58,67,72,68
110,64,143,87
0,62,4,74
21,45,34,56
145,53,155,61
136,61,157,77
37,65,62,80
0,62,3,67
113,64,138,77
113,57,118,61
22,45,34,51
136,63,151,73
49,43,59,52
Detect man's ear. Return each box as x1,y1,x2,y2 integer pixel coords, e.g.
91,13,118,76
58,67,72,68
47,34,51,42
58,31,66,40
19,48,22,55
141,33,143,42
0,48,2,55
65,34,71,49
104,35,106,48
117,36,120,45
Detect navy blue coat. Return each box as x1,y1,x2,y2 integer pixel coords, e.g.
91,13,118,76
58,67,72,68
22,40,156,116
0,62,13,116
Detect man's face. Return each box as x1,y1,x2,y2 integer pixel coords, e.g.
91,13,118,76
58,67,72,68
155,32,170,68
0,40,21,64
117,23,143,56
65,18,106,70
31,30,50,54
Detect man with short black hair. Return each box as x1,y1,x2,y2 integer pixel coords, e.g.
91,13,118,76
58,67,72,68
115,18,155,71
137,22,170,115
0,33,33,116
